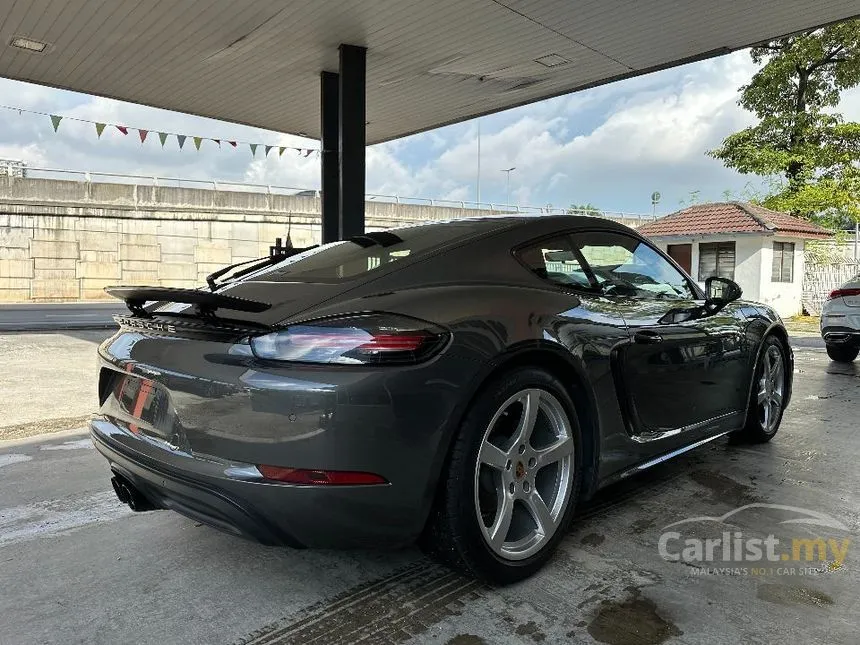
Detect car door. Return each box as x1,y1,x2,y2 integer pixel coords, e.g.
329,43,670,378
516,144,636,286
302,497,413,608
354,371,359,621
570,229,750,439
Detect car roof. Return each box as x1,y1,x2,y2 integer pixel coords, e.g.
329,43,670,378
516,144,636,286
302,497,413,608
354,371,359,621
388,214,633,240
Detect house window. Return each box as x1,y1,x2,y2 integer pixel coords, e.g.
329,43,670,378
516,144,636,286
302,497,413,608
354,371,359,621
698,242,736,280
772,242,795,283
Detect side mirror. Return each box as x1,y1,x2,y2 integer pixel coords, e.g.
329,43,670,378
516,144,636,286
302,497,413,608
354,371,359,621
659,277,742,325
705,277,742,304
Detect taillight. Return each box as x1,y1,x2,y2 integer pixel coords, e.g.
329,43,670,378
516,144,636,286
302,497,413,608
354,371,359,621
257,465,386,485
828,288,860,300
249,313,448,365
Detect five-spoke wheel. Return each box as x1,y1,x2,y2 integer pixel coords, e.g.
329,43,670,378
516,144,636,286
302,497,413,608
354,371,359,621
423,367,581,584
757,344,785,435
734,336,788,443
474,389,575,560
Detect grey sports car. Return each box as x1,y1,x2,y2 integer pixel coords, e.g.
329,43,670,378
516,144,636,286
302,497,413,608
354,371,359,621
91,215,792,583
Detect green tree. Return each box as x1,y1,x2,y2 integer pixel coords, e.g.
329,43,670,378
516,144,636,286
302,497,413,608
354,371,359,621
566,203,602,216
708,20,860,221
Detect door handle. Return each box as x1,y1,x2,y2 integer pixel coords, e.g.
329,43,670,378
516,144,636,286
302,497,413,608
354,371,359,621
633,330,664,344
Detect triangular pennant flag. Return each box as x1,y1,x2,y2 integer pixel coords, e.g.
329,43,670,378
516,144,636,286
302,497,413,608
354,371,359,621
278,146,286,157
213,139,221,147
116,125,128,135
193,136,202,151
138,129,148,144
177,134,187,150
265,145,273,157
158,132,168,147
249,143,258,157
95,123,106,138
228,140,237,148
304,148,314,157
50,115,62,132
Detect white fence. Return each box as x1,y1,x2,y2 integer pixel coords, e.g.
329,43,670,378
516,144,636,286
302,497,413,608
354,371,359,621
803,260,860,315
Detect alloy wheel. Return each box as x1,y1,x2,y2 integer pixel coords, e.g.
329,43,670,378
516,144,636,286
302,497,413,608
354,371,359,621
473,388,575,561
757,345,785,434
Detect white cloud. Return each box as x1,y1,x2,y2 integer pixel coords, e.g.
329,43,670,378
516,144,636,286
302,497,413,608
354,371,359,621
3,48,858,214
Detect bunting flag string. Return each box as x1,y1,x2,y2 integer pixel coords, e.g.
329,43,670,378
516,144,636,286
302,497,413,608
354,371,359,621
0,103,321,159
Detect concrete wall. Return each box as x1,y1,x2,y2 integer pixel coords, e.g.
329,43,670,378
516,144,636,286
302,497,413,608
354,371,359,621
0,176,602,302
0,176,648,303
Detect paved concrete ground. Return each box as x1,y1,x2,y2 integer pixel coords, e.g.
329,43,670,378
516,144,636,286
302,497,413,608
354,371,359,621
0,331,857,645
0,331,103,436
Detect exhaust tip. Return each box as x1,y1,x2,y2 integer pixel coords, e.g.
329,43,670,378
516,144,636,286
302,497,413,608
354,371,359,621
111,476,130,504
110,474,159,512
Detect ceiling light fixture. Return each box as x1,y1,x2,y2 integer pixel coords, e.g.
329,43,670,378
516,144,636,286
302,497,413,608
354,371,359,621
534,54,569,68
10,36,49,53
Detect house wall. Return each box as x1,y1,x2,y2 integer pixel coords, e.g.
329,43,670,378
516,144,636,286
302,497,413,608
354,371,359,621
651,234,763,301
651,234,809,317
757,236,806,318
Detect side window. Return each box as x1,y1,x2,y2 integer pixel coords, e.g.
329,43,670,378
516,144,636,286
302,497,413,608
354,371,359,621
572,231,695,300
516,236,592,289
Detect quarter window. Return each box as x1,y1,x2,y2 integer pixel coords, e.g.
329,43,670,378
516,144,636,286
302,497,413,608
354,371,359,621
698,242,736,281
516,236,592,289
772,242,795,283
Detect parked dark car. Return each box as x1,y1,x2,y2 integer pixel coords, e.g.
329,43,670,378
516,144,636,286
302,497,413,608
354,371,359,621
91,215,792,583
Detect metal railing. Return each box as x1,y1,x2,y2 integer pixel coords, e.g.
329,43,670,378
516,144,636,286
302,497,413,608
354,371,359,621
6,165,657,223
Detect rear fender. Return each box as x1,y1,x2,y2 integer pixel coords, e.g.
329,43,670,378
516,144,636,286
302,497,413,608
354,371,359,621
421,340,602,519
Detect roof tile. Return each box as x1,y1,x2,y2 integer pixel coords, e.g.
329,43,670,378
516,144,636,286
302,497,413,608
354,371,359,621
638,202,832,239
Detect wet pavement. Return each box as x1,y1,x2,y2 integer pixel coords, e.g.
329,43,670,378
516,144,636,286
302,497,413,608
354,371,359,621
0,333,858,644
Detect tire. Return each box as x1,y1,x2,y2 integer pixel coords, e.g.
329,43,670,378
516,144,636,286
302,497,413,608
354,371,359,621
826,344,859,363
732,336,788,444
422,367,582,585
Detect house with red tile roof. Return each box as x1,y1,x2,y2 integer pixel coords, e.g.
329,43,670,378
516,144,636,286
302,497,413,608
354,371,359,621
638,202,831,317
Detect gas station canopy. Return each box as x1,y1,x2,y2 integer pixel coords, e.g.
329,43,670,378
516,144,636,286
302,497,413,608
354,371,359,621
1,0,857,144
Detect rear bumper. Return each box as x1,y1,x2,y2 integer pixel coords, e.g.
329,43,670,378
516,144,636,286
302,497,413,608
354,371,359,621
91,419,427,548
821,326,860,346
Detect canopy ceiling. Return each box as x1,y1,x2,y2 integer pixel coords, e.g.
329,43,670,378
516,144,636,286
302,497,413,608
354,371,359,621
0,1,857,143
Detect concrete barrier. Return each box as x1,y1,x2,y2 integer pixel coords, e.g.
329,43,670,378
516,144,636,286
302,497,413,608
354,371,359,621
0,175,646,302
0,176,502,302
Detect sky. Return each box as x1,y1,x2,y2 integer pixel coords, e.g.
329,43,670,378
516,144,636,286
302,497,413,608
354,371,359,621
2,49,860,216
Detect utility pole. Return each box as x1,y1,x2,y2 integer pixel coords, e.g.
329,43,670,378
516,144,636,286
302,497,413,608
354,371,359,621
476,119,481,204
854,223,860,262
501,167,516,206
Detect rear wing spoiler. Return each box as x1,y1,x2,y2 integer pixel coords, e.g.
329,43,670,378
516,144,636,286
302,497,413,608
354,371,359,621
104,286,271,317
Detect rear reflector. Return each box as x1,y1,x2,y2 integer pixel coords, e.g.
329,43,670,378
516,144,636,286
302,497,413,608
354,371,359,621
257,465,387,486
828,288,860,300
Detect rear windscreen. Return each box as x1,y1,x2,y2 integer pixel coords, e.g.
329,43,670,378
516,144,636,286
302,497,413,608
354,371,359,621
244,221,503,282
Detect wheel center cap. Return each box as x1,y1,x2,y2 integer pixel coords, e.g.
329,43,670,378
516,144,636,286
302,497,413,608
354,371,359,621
515,461,526,480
